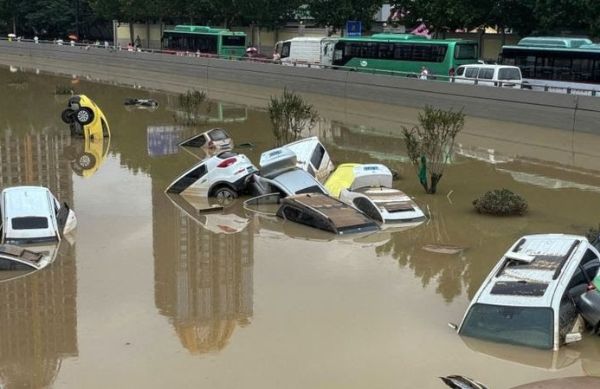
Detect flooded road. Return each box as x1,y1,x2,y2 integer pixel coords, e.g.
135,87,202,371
1,67,600,388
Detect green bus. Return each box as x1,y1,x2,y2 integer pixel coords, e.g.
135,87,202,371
500,36,600,93
162,25,247,57
332,33,479,78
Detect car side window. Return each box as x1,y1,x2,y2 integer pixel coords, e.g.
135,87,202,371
465,67,478,78
478,68,494,80
456,66,465,76
189,164,207,180
281,42,291,58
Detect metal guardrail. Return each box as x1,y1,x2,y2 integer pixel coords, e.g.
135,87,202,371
2,37,598,97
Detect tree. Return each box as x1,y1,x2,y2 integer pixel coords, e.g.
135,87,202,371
268,89,318,146
402,106,464,194
308,0,384,35
390,0,481,37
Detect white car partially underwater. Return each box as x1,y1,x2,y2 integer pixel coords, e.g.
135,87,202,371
166,151,258,205
0,186,77,244
325,163,426,228
280,136,334,182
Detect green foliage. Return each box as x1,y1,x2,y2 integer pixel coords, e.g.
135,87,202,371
176,89,206,124
308,0,384,33
391,0,600,38
55,84,74,95
472,189,528,216
268,88,318,146
585,224,600,243
402,106,464,194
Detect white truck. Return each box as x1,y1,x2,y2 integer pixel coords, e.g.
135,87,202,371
274,37,338,67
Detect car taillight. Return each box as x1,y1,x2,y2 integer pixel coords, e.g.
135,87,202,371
217,157,237,168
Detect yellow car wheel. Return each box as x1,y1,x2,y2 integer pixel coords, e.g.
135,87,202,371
77,152,96,169
75,108,94,125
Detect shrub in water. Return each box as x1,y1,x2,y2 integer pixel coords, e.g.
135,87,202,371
472,189,528,216
177,89,206,124
55,84,73,95
403,105,465,194
268,88,318,146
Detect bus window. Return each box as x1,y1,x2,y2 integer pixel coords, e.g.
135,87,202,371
222,36,245,47
413,45,447,62
394,44,413,60
378,43,394,59
455,44,478,60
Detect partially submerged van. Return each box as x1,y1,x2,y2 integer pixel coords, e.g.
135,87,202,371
0,186,77,244
456,234,600,350
454,64,522,88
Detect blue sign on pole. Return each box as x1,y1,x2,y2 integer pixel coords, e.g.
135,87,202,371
346,21,362,37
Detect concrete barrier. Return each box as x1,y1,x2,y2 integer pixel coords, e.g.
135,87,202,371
1,40,599,134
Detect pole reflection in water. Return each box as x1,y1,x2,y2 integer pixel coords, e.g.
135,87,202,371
153,187,254,355
0,126,78,388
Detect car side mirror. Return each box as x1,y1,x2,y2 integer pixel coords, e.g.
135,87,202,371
448,322,458,331
565,332,582,344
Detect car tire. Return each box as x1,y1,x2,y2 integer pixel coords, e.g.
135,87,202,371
75,108,94,125
61,109,75,124
77,152,96,170
213,186,238,207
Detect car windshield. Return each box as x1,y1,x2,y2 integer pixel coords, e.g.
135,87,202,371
460,303,554,349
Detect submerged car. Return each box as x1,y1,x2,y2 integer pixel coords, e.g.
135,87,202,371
276,193,380,235
179,128,233,154
456,234,600,350
252,147,327,197
0,244,55,272
61,94,110,139
279,136,334,182
0,186,77,244
325,163,426,226
166,151,257,205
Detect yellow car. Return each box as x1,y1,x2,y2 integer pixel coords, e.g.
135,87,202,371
69,134,111,178
61,95,110,139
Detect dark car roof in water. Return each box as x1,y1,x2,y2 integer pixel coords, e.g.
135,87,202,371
278,193,380,234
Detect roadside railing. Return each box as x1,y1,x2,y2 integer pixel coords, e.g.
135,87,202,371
1,37,599,97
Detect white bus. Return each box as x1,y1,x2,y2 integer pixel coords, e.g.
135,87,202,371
274,37,338,67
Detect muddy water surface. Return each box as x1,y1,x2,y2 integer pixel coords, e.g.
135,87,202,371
1,68,600,389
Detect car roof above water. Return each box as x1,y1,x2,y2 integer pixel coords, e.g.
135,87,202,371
2,186,54,218
476,234,588,308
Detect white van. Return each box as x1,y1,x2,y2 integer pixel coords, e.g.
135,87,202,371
453,64,522,88
274,37,338,67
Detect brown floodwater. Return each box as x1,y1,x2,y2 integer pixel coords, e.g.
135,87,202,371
1,66,600,389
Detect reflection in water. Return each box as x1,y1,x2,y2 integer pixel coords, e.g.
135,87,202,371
153,186,253,354
0,242,77,388
0,123,77,388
